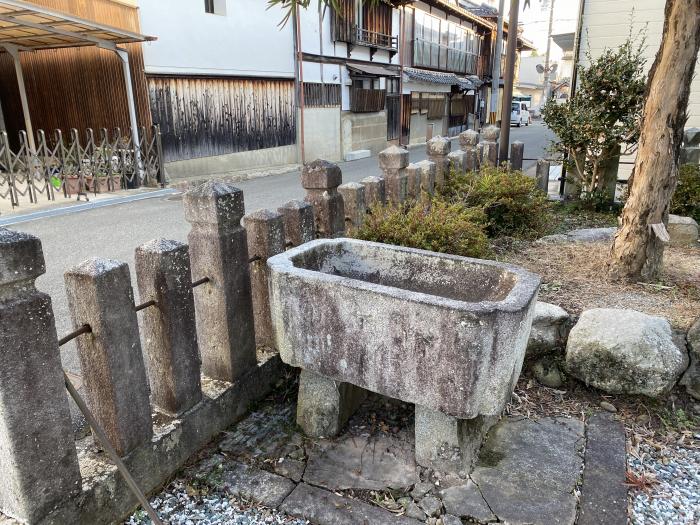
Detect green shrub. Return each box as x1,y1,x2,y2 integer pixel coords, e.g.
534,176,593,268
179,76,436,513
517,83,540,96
353,196,491,259
441,166,552,238
671,164,700,223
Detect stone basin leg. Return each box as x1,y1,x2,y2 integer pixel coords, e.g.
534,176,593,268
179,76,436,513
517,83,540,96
415,405,498,473
297,370,368,438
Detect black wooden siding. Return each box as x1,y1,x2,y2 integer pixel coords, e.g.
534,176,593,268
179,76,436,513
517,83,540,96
148,76,296,162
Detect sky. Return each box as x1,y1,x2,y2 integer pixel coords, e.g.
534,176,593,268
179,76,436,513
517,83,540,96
480,0,582,62
519,0,581,58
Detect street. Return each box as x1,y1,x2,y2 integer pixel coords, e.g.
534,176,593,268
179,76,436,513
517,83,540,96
5,123,554,378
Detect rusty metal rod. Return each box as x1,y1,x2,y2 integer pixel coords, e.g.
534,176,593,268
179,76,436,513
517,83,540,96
58,324,92,346
191,277,209,288
62,372,164,525
134,299,157,312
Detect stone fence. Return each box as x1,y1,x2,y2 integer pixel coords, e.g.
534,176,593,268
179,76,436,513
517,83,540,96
313,126,547,236
0,127,545,524
0,182,317,524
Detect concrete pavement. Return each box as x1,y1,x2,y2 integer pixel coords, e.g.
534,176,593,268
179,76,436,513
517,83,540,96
5,122,554,378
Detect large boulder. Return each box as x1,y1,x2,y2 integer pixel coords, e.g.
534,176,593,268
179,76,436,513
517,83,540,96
680,319,700,400
527,302,571,356
565,309,688,397
668,214,699,246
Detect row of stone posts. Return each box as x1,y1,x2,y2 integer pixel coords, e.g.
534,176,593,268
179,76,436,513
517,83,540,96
297,126,550,237
0,129,553,522
0,181,318,523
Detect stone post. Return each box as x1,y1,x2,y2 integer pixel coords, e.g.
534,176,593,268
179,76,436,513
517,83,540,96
459,129,480,173
302,160,345,238
482,125,500,143
338,182,367,231
481,141,498,168
510,141,524,171
405,163,421,199
415,405,497,474
465,147,480,173
448,150,467,176
135,239,201,417
459,129,480,151
417,160,436,195
184,182,257,383
360,176,386,208
297,370,368,438
65,258,153,457
278,200,315,248
244,209,285,349
536,159,551,193
427,136,451,189
0,229,81,523
379,145,409,205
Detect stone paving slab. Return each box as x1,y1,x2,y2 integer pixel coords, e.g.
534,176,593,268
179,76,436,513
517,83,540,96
279,483,423,525
191,455,296,509
578,412,628,525
303,434,418,491
440,481,495,522
470,416,585,525
136,397,622,525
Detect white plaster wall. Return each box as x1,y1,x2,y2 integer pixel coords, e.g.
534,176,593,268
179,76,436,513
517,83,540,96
517,55,544,88
303,107,342,161
139,0,295,78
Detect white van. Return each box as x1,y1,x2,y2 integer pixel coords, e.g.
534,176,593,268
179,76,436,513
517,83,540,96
510,102,530,127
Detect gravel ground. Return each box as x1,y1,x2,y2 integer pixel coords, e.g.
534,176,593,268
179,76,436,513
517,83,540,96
125,480,307,525
629,443,700,525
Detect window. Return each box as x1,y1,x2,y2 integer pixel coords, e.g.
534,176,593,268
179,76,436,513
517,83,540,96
204,0,226,15
413,11,481,74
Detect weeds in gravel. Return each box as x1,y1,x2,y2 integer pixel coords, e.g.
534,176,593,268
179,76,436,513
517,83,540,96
624,470,658,492
658,408,699,433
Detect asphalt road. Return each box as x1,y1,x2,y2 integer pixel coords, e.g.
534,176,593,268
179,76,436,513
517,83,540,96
6,122,554,378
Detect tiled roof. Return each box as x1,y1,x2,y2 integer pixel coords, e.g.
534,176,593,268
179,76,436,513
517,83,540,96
403,68,483,91
404,67,459,85
463,4,498,18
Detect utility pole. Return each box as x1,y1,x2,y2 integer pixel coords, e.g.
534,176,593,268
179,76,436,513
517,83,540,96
542,0,555,103
498,0,520,164
489,0,506,124
294,7,306,164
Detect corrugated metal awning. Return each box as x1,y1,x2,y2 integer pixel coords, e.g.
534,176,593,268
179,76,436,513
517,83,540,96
347,63,399,77
0,0,155,52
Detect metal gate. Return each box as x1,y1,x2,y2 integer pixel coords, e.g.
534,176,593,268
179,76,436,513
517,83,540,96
0,126,164,208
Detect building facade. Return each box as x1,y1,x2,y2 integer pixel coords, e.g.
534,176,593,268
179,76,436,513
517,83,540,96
298,0,401,161
138,0,297,179
0,0,151,147
1,0,534,180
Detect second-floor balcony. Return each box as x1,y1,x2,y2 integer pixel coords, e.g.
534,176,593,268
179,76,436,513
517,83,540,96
413,38,479,76
354,25,398,51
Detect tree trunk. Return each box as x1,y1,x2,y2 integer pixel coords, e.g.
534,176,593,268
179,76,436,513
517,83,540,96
608,0,700,282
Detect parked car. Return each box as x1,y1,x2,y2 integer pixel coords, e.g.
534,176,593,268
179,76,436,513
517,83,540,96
510,102,531,127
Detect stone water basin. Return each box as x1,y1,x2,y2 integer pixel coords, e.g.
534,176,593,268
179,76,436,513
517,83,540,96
268,239,540,419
